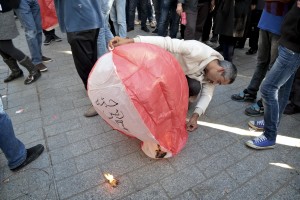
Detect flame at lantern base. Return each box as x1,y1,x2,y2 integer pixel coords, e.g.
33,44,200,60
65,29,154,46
104,173,119,187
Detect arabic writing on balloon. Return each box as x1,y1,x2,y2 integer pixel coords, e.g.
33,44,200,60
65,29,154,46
95,97,129,131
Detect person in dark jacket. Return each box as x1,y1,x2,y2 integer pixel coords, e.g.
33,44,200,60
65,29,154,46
0,0,41,84
214,0,252,62
246,1,300,149
54,0,103,117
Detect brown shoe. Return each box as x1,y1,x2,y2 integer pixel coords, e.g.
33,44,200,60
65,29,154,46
35,63,48,72
84,105,98,117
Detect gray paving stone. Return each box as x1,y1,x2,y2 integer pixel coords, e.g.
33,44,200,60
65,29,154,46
225,140,253,160
289,174,300,190
226,153,269,184
89,130,129,150
160,166,206,198
256,165,295,192
16,128,44,145
128,160,175,190
267,185,300,200
111,139,140,157
101,152,148,177
169,143,207,170
192,172,238,200
227,177,271,200
9,109,41,125
47,133,69,150
66,125,104,143
56,167,103,199
1,167,53,200
42,109,78,126
52,159,78,181
199,133,237,155
196,150,237,178
173,190,198,200
44,118,82,137
75,145,119,172
123,183,169,200
49,139,92,164
67,185,112,200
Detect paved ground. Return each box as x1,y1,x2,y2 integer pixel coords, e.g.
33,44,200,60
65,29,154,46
0,20,300,200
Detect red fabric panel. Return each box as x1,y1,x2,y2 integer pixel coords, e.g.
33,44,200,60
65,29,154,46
112,43,189,155
38,0,58,30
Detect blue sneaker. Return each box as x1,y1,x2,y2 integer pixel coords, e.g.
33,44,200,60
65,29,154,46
245,134,275,149
248,119,264,131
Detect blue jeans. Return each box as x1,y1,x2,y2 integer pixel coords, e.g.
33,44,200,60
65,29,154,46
97,0,114,58
246,30,280,96
0,111,26,169
157,0,180,38
110,0,127,38
261,45,300,141
14,0,43,65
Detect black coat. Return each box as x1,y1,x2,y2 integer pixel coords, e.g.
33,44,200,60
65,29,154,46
214,0,252,37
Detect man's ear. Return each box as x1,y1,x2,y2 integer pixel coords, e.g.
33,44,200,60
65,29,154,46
217,68,224,73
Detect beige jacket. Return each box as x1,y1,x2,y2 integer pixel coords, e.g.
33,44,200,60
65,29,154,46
133,36,224,116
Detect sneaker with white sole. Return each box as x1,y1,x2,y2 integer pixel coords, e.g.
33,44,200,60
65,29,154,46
35,63,48,72
248,119,264,131
245,134,275,149
42,56,52,63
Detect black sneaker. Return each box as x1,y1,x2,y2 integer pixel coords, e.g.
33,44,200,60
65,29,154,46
231,90,256,102
141,26,150,33
152,28,158,34
246,48,258,55
245,99,264,116
11,144,44,171
35,63,48,72
42,56,52,63
43,37,53,45
53,35,62,42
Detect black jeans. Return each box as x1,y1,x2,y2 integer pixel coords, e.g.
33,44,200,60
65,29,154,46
0,40,26,62
67,28,99,90
127,0,148,29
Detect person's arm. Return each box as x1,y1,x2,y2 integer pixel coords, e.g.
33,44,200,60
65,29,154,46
186,82,215,132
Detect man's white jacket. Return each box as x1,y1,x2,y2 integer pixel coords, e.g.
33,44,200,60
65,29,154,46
133,36,224,116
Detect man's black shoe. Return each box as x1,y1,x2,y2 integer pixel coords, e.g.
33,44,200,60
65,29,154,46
141,26,150,32
152,28,158,34
43,37,53,45
127,27,134,32
284,103,300,115
246,48,258,55
231,89,256,102
214,45,223,52
11,144,44,172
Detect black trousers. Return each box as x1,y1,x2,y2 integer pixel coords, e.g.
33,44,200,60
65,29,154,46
67,28,99,90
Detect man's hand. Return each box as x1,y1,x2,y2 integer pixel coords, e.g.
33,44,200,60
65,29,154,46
186,113,199,132
108,36,134,50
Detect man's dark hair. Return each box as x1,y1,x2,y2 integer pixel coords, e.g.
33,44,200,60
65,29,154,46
219,60,237,84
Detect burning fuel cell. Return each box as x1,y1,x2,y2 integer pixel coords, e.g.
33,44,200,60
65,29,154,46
104,173,119,187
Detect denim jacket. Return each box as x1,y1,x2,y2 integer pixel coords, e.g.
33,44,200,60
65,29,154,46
54,0,103,33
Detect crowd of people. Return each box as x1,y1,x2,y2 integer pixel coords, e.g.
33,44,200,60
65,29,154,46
0,0,299,170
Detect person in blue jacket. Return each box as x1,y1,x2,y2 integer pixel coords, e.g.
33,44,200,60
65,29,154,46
54,0,103,117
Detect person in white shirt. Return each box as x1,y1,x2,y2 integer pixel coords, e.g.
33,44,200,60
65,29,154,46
109,36,237,131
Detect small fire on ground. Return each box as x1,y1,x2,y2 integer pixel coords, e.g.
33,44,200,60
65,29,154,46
104,173,119,187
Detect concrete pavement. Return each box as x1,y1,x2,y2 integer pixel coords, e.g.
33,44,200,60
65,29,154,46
0,20,300,200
